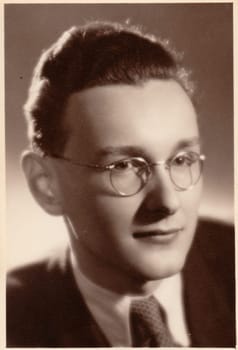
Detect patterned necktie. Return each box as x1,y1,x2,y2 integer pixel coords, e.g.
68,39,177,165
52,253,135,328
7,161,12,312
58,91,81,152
130,295,175,347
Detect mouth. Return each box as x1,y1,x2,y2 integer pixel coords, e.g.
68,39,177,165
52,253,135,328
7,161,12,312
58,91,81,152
133,228,183,243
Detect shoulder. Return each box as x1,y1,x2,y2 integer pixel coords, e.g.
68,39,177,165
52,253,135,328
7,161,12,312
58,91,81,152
7,247,79,346
184,218,235,346
7,247,106,347
187,217,235,300
194,217,234,266
7,247,70,306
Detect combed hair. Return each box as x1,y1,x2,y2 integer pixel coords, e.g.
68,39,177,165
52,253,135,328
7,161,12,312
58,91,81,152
24,21,194,155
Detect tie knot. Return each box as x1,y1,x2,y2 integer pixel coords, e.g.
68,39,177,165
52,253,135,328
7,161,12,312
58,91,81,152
131,295,161,327
130,295,175,347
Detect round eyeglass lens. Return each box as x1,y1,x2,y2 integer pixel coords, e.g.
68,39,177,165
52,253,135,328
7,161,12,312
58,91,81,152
170,153,202,190
110,158,148,196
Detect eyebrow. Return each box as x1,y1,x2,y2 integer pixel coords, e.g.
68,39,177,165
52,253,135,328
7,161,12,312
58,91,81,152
173,137,202,152
94,137,201,161
95,145,148,160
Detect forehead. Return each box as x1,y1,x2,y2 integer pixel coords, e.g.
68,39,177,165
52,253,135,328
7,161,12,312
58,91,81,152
63,79,199,160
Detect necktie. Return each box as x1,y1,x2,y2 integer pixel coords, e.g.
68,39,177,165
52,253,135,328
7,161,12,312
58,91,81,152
130,295,175,347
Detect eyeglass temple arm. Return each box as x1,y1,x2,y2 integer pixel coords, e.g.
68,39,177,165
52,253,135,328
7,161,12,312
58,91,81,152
48,153,111,170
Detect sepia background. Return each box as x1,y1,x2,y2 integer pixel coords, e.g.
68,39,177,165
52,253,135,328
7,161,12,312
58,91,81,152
5,3,234,268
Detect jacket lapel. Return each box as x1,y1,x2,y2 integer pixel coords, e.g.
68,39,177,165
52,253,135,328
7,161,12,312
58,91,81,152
46,248,111,347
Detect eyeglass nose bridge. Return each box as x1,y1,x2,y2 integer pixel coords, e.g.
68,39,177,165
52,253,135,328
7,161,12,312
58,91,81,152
149,159,170,172
144,159,172,188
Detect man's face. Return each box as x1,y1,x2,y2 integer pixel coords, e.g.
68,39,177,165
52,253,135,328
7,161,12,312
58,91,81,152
55,79,202,293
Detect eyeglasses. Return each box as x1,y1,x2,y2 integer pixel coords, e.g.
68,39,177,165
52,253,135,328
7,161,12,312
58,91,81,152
49,151,205,197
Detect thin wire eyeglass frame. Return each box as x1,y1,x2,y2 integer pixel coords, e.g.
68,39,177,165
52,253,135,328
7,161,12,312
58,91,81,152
47,151,206,197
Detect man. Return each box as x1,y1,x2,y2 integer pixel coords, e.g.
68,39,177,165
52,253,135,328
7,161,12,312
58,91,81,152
7,21,235,347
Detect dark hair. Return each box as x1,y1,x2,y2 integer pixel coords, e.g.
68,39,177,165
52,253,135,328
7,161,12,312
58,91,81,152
24,21,194,155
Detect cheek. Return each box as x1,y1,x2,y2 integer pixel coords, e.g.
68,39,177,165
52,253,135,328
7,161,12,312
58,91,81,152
62,180,140,235
92,196,140,233
181,181,203,221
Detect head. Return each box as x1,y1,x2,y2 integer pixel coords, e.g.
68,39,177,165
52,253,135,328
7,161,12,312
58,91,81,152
22,21,203,294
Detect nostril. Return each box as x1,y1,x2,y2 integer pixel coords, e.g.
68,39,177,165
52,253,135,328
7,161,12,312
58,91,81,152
157,205,176,216
147,205,177,219
134,203,177,225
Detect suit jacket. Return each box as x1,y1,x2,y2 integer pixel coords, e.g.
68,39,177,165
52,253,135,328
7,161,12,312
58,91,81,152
7,218,235,347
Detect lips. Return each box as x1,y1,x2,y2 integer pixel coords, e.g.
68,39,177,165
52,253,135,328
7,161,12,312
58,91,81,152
133,228,183,239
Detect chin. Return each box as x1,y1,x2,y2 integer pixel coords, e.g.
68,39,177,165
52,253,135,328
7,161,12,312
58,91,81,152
137,254,187,283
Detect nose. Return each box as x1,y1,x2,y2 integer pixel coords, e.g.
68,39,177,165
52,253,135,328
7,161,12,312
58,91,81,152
144,165,180,215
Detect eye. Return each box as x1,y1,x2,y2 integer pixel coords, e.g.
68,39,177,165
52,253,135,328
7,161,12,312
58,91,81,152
113,158,147,172
113,159,133,171
173,152,198,166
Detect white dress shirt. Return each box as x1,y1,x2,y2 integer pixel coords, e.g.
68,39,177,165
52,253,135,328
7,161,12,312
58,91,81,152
71,253,190,347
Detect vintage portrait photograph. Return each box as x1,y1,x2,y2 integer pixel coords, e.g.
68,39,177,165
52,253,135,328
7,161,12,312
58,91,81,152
5,2,236,347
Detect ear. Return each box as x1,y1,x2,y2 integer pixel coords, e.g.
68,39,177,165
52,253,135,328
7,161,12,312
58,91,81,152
21,151,64,216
